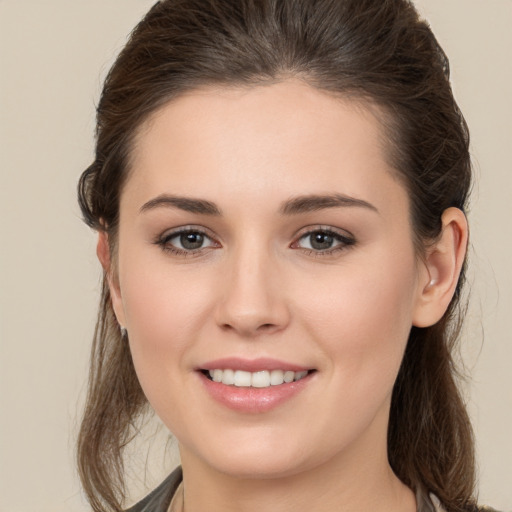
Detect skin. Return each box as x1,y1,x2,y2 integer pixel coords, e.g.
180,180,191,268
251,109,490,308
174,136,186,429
98,80,467,512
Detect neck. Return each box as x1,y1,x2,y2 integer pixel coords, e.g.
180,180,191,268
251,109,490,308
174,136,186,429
178,414,416,512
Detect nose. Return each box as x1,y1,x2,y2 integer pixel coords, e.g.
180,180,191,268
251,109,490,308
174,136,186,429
214,243,290,338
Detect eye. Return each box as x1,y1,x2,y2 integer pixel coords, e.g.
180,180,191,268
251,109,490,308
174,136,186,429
172,231,209,250
293,228,355,254
156,227,219,255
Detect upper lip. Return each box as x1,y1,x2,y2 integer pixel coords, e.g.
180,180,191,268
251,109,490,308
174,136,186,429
198,357,312,372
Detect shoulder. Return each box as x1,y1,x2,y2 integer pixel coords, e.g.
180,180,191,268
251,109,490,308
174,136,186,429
125,467,183,512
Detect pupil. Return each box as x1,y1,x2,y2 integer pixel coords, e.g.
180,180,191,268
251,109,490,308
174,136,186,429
311,232,333,250
181,232,204,250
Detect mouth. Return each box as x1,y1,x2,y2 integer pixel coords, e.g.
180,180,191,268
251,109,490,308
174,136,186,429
200,368,314,388
197,360,316,412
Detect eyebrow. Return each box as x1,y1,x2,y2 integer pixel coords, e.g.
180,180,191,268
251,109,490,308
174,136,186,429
139,192,378,216
280,194,379,215
139,195,222,215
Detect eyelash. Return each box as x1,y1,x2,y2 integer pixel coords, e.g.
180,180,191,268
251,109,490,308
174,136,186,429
292,227,356,256
154,226,219,257
154,226,356,257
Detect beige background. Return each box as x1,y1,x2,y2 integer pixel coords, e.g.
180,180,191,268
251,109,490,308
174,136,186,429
0,1,510,511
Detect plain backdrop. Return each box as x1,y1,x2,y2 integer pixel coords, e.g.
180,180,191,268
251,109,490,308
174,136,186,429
0,1,510,511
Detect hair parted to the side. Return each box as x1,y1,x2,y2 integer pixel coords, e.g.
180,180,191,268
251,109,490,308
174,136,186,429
77,1,475,511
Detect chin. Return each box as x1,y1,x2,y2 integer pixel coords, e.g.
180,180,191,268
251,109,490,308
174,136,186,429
204,452,313,480
180,427,337,481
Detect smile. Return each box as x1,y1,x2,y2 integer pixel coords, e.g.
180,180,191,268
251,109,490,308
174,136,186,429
205,369,310,388
198,358,316,412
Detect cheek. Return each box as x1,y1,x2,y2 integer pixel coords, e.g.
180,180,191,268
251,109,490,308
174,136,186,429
119,257,217,376
118,262,221,427
285,252,419,456
300,249,418,387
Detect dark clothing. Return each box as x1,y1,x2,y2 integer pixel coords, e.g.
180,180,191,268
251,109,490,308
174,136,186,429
126,467,182,512
126,466,500,512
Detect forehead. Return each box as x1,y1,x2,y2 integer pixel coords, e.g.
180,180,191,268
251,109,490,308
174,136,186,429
126,80,406,215
135,81,389,159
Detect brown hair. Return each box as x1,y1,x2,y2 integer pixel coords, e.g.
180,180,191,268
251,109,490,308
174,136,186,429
77,1,475,511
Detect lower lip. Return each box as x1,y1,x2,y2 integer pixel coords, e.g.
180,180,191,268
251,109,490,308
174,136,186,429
199,372,314,413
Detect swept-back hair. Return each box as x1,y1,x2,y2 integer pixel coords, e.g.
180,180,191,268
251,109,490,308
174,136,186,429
77,1,475,511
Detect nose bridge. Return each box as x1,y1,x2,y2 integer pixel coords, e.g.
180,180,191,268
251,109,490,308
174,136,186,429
216,234,288,336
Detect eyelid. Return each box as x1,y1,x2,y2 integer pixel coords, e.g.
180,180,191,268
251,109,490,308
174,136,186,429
154,225,221,255
157,224,217,240
153,224,355,257
292,224,355,242
290,225,356,254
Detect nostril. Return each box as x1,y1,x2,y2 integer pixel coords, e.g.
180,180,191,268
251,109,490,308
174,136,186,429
258,323,277,331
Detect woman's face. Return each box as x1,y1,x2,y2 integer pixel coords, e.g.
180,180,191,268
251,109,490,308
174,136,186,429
109,81,431,478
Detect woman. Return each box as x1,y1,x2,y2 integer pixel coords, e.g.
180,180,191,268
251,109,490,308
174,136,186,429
76,1,497,511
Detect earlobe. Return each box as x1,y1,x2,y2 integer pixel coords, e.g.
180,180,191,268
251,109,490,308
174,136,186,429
412,207,468,328
96,231,111,271
96,231,126,328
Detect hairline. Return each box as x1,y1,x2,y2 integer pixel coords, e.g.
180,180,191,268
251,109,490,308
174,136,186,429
108,77,422,259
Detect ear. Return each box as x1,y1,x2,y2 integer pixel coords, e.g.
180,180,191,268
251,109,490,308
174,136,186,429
97,231,127,328
412,207,468,328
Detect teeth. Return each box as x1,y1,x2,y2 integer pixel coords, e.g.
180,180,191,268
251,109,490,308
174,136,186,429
270,369,284,385
207,369,310,387
283,370,295,383
294,370,308,381
221,369,235,385
251,370,270,388
234,370,252,387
